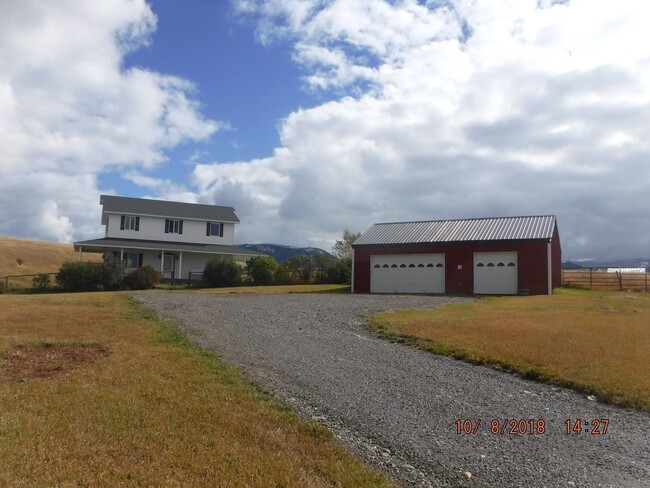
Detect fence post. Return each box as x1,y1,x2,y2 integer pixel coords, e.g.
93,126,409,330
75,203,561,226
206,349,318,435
589,268,593,286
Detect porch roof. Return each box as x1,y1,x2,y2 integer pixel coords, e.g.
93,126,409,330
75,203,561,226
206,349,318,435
73,238,265,257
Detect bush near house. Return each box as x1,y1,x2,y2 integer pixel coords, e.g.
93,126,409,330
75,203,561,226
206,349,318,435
100,254,126,291
54,259,159,292
203,256,243,288
123,266,162,290
245,256,279,285
56,261,103,292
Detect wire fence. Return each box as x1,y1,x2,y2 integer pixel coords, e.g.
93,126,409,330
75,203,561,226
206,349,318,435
563,269,649,292
1,272,58,291
4,269,647,293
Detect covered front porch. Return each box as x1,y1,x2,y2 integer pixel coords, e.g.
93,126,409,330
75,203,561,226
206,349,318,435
73,238,263,282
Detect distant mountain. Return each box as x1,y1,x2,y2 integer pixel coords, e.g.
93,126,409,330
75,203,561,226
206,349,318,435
240,243,332,263
563,258,650,270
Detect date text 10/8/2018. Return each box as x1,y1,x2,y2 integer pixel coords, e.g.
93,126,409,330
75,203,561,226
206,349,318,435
455,419,610,435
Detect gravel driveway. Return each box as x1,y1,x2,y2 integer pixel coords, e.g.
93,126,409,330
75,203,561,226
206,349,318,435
135,292,650,488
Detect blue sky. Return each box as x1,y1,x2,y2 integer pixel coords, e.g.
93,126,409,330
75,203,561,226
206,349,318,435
102,0,312,193
1,0,650,261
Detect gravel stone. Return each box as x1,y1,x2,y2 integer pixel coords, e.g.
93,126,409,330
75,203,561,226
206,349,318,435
135,292,650,488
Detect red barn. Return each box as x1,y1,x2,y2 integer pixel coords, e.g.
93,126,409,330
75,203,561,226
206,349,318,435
352,216,561,295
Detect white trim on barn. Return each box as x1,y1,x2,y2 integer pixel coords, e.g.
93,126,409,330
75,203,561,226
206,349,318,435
370,254,445,294
473,251,518,295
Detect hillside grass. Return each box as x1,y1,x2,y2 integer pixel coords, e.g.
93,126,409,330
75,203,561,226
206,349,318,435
0,292,392,487
369,288,650,411
0,237,101,282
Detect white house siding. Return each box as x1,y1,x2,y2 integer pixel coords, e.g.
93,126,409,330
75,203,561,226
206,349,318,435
105,214,235,245
117,250,250,280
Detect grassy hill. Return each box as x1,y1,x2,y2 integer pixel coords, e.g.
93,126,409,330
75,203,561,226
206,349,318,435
0,237,101,279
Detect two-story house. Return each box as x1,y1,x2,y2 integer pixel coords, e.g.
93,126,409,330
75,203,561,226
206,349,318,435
73,195,262,280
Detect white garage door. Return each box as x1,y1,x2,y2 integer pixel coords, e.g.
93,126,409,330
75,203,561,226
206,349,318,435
371,254,445,294
474,252,517,295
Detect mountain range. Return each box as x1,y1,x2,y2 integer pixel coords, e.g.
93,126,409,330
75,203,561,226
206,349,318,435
563,258,650,270
240,243,332,263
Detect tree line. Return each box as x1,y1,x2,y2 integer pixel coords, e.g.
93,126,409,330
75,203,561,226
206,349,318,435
203,229,360,287
25,229,360,292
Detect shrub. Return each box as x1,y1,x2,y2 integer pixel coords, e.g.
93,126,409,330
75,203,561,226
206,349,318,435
326,257,352,284
245,256,279,285
101,254,126,290
282,255,315,284
56,261,102,292
274,263,297,285
203,256,242,288
123,266,161,290
32,273,52,291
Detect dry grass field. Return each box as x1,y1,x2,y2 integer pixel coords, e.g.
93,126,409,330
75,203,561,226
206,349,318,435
0,292,392,487
370,288,650,411
0,237,101,287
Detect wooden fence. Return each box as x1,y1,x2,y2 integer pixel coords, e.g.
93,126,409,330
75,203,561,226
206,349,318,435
563,269,649,292
1,272,58,291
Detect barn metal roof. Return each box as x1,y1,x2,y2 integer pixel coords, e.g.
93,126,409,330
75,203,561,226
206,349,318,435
354,216,557,246
100,195,240,223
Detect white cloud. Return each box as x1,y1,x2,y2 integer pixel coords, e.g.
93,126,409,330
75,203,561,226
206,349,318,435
0,0,219,242
208,0,650,259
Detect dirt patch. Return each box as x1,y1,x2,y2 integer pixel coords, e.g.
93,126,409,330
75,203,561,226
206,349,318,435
2,343,108,382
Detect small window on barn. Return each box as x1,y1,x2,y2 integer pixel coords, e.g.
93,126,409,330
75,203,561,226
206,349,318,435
409,264,415,268
508,262,516,267
436,263,443,268
382,264,389,268
418,264,424,267
487,263,495,267
374,264,380,268
426,263,434,267
391,264,398,268
477,263,484,267
497,262,505,267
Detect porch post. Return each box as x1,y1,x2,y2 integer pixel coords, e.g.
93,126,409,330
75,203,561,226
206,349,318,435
78,246,83,262
178,252,183,280
160,251,165,273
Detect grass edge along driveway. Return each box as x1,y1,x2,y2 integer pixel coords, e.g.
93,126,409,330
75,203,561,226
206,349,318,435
369,288,650,412
0,292,393,487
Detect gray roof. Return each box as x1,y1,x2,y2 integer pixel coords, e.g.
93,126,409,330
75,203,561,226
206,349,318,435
100,195,240,223
74,238,264,257
354,216,557,246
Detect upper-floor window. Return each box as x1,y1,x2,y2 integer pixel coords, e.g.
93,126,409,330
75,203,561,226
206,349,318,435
165,219,183,234
206,222,223,237
120,215,139,231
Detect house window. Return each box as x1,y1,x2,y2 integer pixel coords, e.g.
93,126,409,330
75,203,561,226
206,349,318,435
206,222,224,237
124,252,143,269
165,219,183,234
120,215,139,231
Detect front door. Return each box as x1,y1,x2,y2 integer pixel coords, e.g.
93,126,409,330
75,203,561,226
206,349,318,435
163,254,175,278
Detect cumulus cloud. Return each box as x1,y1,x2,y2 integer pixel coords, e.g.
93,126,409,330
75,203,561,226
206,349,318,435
196,0,650,259
0,0,218,242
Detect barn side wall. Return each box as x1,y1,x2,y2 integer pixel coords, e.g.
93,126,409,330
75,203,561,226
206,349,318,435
353,240,553,295
551,226,562,290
